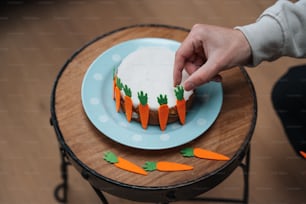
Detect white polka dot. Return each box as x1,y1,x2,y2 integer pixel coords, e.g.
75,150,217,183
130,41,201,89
160,134,170,141
132,134,142,142
197,118,207,126
112,54,121,62
93,73,103,81
90,97,100,105
99,115,109,123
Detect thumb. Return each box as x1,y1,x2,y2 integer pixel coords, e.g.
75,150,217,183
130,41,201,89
183,60,220,91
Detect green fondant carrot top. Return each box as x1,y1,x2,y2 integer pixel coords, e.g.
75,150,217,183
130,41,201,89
123,84,132,97
174,85,184,101
137,91,148,105
157,94,168,105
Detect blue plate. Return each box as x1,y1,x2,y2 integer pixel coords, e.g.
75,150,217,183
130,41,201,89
81,38,223,150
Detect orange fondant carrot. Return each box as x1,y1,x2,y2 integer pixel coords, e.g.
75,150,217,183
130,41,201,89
113,68,117,100
124,96,133,122
181,147,230,161
300,151,306,159
143,161,193,172
115,86,120,112
176,99,186,124
113,77,116,100
139,104,149,129
157,94,169,131
137,91,149,129
158,104,169,131
104,151,148,176
174,85,186,124
123,85,132,122
115,77,123,112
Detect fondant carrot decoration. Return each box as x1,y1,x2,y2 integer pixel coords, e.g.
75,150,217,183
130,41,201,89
112,68,117,100
123,85,132,122
181,147,230,161
143,161,193,172
157,94,169,131
174,85,186,124
103,151,148,176
137,91,149,129
300,151,306,159
115,77,123,112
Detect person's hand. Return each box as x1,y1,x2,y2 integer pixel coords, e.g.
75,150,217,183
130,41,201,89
173,24,252,91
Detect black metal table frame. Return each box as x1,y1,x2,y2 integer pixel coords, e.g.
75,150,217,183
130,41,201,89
50,24,257,204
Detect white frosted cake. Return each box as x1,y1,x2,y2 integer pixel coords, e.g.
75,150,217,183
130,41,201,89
113,46,194,130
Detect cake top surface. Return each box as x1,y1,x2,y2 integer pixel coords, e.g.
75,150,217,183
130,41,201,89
117,46,193,109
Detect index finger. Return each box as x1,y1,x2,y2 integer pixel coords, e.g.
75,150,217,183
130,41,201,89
173,37,195,86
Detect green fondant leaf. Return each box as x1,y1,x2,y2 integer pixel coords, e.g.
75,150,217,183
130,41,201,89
113,67,117,79
174,85,184,101
137,91,148,105
180,147,195,157
123,84,132,97
116,77,123,90
142,161,157,172
103,151,119,164
157,94,168,105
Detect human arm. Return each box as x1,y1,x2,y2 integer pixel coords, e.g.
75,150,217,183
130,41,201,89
174,0,306,91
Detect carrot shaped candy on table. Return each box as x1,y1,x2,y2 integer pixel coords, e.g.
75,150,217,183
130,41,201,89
137,91,149,129
174,85,186,125
157,94,169,131
123,85,133,122
103,151,148,176
181,147,230,161
115,77,123,112
143,161,193,172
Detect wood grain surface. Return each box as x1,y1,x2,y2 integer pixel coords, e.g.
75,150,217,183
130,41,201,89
53,25,256,188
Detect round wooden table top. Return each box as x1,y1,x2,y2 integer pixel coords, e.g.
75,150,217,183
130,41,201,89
51,24,257,203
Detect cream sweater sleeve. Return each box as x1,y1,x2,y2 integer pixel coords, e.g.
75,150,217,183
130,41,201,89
236,0,306,66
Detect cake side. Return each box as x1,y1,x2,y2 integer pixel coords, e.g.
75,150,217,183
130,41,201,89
119,92,195,125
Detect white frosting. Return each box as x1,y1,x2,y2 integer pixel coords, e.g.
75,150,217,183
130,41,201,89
117,46,193,110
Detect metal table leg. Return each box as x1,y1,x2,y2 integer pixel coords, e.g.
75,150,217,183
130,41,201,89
54,148,71,203
91,184,109,204
189,145,251,204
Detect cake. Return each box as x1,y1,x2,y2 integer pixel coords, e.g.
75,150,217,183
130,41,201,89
113,46,194,130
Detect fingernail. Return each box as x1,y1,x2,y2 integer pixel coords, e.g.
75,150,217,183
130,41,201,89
173,80,178,87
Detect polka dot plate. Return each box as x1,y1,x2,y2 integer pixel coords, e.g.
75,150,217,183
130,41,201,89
81,38,223,150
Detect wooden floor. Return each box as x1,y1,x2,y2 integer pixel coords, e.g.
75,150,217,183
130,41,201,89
1,0,305,203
